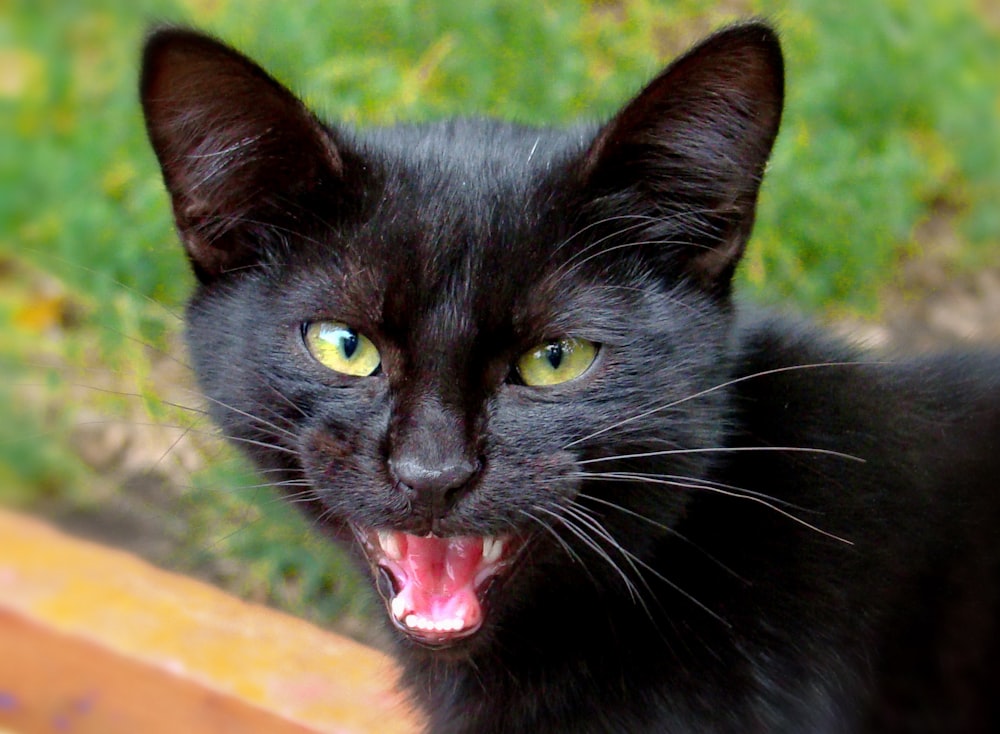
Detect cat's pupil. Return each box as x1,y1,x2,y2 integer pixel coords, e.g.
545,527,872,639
340,329,359,359
546,343,564,370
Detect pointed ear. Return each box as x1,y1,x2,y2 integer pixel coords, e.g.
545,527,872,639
580,23,783,293
140,29,346,282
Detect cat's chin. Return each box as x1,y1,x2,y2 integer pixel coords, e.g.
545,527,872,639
353,526,521,647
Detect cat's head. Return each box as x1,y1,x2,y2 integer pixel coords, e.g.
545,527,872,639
141,24,782,652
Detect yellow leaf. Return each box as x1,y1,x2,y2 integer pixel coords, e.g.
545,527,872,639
0,49,45,100
14,295,67,333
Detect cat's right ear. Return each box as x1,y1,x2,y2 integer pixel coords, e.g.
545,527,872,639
141,29,349,282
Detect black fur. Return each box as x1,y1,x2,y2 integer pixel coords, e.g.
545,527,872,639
141,22,1000,733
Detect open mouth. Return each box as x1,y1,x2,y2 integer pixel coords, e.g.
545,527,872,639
355,527,519,645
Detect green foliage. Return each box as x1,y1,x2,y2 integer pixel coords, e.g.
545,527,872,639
2,0,998,626
749,0,1000,310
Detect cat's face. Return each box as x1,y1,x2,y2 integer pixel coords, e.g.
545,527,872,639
141,25,782,651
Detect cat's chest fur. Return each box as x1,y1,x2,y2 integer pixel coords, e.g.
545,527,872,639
141,22,1000,733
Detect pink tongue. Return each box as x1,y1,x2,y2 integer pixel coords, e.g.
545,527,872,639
392,535,484,630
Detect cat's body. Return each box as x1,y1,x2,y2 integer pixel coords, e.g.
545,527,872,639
141,23,1000,733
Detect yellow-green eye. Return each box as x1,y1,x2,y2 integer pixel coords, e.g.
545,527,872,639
305,321,381,377
516,337,598,387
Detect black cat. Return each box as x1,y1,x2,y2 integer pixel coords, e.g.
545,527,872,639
140,22,1000,733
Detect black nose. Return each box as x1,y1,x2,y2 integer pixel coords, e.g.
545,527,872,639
388,390,483,523
389,454,481,519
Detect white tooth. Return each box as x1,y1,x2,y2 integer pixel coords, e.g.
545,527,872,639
402,612,470,634
391,596,407,620
378,530,402,560
482,536,504,564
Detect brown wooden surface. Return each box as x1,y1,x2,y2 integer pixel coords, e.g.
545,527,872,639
0,509,422,734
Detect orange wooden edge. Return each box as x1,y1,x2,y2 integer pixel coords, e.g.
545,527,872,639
0,509,423,734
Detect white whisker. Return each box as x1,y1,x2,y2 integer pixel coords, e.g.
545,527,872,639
517,509,588,568
576,492,745,582
577,445,866,466
563,501,729,628
580,470,807,511
566,361,882,449
532,503,643,606
580,471,853,546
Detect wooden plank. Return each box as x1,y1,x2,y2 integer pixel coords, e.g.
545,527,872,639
0,510,422,734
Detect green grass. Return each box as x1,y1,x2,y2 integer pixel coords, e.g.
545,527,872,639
2,0,998,628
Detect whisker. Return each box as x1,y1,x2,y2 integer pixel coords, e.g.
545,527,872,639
577,492,745,582
561,502,654,603
220,434,301,458
22,247,187,325
550,206,727,283
580,472,853,546
532,503,643,606
517,509,588,569
578,471,810,512
260,380,310,420
200,512,272,551
34,416,299,459
194,391,300,442
565,361,882,449
576,445,866,466
565,501,730,628
16,380,207,417
145,413,205,475
185,132,266,161
191,478,314,494
111,328,193,372
551,214,658,257
558,237,687,282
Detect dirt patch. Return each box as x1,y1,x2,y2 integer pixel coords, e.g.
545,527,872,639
838,215,1000,350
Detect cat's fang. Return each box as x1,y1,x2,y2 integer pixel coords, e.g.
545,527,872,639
482,536,504,564
378,529,403,560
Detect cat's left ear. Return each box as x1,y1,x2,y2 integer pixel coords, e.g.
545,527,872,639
141,29,352,283
579,22,783,293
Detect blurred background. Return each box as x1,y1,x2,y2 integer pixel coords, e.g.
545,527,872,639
2,0,999,641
